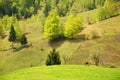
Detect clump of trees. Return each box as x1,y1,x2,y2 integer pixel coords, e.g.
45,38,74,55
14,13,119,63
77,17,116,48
46,48,61,66
44,12,83,40
70,0,106,13
8,25,28,49
97,0,120,21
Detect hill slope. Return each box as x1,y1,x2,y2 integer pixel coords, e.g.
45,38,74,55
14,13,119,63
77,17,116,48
0,16,120,75
0,65,120,80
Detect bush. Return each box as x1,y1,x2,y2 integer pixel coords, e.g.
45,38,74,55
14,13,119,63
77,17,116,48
46,48,61,66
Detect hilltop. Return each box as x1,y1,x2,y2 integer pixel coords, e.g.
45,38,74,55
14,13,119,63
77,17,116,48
0,65,120,80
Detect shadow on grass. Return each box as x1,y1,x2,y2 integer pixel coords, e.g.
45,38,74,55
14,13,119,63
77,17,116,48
48,36,85,49
13,46,24,52
13,44,32,52
48,37,66,49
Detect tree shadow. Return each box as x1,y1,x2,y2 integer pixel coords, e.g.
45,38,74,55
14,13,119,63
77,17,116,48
67,35,86,43
13,46,24,52
48,37,66,49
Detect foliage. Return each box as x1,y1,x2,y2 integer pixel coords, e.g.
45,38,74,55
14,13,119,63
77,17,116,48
44,10,60,41
0,22,3,38
46,48,61,66
0,0,107,19
70,0,106,14
64,14,83,38
8,25,16,43
43,1,51,17
0,0,41,19
97,0,120,21
20,35,28,47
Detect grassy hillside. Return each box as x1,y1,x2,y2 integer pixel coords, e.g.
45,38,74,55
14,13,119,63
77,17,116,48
0,65,120,80
0,15,120,75
69,15,120,66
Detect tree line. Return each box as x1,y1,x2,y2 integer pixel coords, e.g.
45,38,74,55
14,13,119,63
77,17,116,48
0,0,107,19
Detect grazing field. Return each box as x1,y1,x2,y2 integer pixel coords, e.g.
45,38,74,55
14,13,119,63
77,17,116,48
0,65,120,80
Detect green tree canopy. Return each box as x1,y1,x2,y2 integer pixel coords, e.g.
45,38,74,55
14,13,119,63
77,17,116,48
64,14,83,38
44,10,60,41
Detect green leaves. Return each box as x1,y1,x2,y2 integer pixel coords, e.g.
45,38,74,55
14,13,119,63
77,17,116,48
44,10,60,41
64,14,83,38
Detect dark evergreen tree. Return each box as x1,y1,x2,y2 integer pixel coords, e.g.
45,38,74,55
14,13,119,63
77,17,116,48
8,25,16,47
20,35,28,47
46,48,61,66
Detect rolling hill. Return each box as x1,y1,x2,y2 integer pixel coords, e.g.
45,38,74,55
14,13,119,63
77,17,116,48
0,15,120,75
0,65,120,80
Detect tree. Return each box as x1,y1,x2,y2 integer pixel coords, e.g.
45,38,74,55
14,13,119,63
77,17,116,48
64,14,83,38
43,2,51,17
97,6,106,21
92,53,101,66
0,23,3,38
20,35,28,47
46,48,61,66
8,25,16,47
92,48,103,66
44,10,60,41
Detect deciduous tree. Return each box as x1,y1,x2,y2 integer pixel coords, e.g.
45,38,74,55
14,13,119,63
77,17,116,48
44,10,60,41
64,14,83,38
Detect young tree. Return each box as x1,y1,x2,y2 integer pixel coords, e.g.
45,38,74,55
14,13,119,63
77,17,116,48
20,35,28,47
0,24,3,38
97,7,106,21
8,25,16,48
44,10,60,41
43,2,51,17
64,14,83,38
92,53,101,66
46,48,61,66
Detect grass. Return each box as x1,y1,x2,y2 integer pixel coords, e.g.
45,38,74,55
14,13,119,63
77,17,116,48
0,65,120,80
0,14,120,75
69,16,120,66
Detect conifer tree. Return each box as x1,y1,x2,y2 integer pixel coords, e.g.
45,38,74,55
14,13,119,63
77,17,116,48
20,35,28,47
8,25,16,47
46,48,61,66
